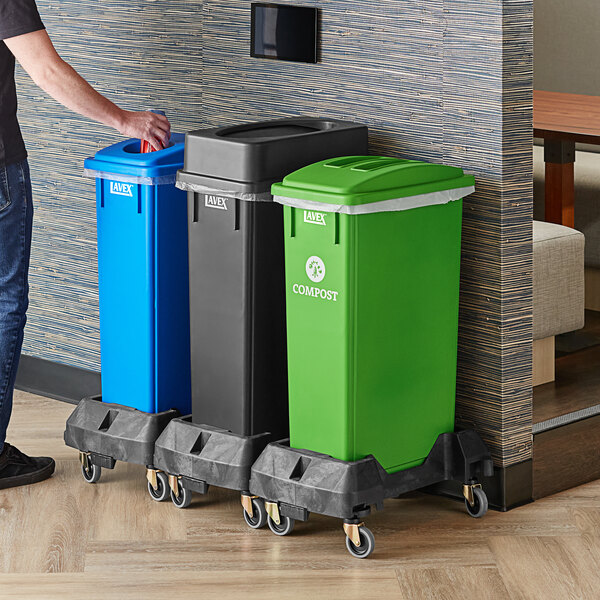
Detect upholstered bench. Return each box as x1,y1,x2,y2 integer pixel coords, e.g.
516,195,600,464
534,144,600,310
533,220,585,386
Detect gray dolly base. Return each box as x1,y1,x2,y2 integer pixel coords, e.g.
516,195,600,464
148,416,271,509
64,396,179,485
248,430,494,558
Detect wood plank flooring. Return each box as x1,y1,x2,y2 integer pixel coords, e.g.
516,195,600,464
0,391,599,599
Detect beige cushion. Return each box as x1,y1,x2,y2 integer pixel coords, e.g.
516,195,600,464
533,221,585,340
533,145,600,268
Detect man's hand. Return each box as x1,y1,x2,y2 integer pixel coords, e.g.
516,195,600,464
5,29,171,149
117,111,171,151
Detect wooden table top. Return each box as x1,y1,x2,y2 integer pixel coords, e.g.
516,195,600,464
534,90,600,144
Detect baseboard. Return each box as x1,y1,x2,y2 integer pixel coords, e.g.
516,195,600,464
426,458,534,512
15,354,101,405
533,414,600,499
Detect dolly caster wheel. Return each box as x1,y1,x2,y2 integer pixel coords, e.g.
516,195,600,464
243,497,267,529
147,471,169,502
170,480,192,509
345,526,375,559
264,501,295,536
81,462,101,484
464,486,488,518
267,515,295,536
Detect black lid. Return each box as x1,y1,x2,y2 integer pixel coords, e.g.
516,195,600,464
178,117,369,191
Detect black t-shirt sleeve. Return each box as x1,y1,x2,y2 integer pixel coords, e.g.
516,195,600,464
0,0,45,41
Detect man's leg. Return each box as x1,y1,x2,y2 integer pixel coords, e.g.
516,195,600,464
0,159,33,446
0,160,54,488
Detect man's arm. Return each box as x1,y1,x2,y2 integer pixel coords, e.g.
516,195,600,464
5,29,170,150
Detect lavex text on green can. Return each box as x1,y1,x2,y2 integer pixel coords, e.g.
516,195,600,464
303,210,327,226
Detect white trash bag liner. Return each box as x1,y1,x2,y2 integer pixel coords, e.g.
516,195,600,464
84,169,177,186
274,185,475,215
175,180,273,203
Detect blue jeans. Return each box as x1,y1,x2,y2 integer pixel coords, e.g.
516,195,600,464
0,160,33,449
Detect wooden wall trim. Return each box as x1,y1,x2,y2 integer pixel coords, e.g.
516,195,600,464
533,415,600,499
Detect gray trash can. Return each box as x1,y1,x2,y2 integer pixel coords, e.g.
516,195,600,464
147,118,368,510
176,117,369,439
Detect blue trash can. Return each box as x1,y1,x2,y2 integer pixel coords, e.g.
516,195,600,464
84,135,191,414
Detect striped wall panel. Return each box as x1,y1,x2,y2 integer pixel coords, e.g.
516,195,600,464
444,1,534,467
16,0,533,467
15,0,205,371
200,0,533,467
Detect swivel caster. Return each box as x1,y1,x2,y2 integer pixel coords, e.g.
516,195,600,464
242,495,267,529
463,483,488,518
344,522,375,559
170,477,192,509
147,470,169,502
265,501,295,536
268,515,295,536
81,462,101,484
80,452,101,484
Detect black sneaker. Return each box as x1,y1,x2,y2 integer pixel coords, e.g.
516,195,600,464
0,443,55,490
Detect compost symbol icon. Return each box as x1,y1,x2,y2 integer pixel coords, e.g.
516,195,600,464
306,256,325,283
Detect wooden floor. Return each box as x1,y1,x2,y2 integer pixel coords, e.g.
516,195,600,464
1,392,599,599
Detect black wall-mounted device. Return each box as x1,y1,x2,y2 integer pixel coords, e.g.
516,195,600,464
251,3,318,64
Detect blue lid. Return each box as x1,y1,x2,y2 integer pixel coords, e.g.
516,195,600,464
84,133,185,179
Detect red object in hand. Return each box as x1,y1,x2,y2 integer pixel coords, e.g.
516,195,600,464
140,139,155,153
140,109,167,153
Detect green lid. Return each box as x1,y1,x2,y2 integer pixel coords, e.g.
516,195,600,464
271,156,475,210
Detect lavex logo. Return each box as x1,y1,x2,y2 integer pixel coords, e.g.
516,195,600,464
304,210,326,226
205,195,228,211
110,181,133,197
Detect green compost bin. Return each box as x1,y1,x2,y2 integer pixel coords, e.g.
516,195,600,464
272,156,475,474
